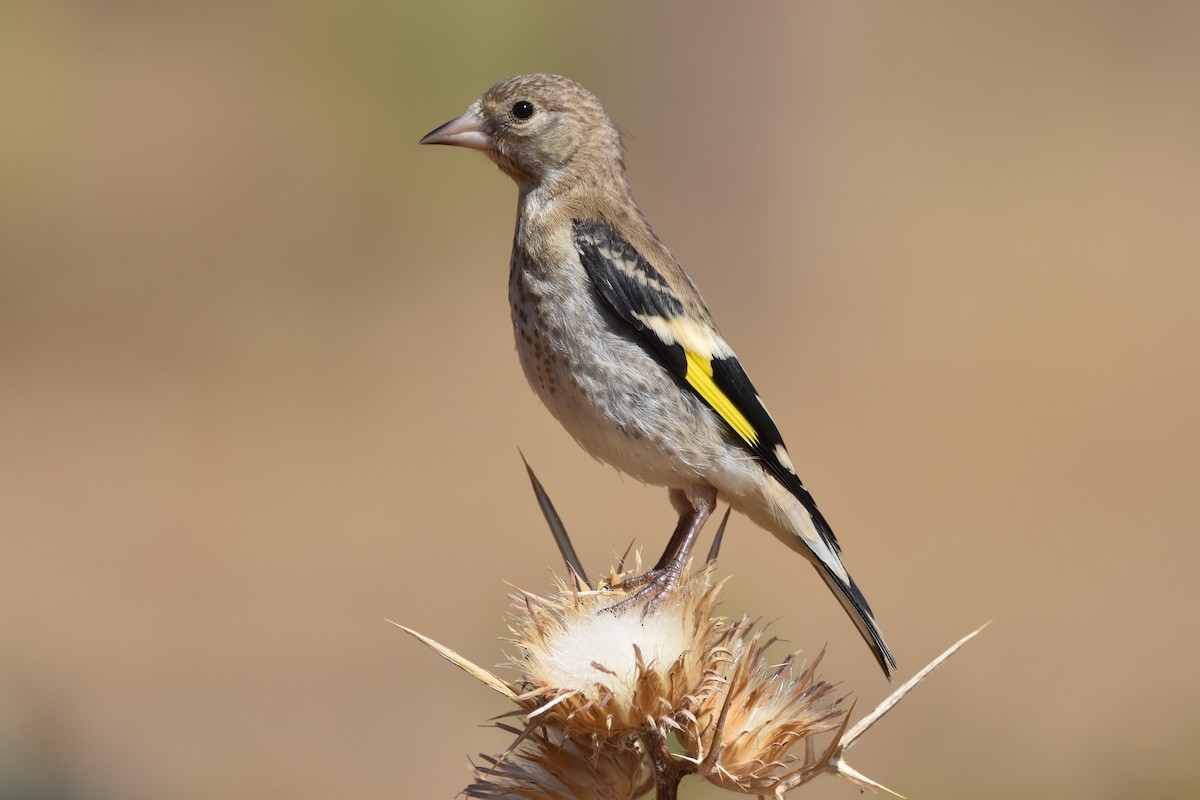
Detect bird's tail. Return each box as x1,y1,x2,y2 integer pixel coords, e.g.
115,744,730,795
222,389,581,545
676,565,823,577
815,562,897,679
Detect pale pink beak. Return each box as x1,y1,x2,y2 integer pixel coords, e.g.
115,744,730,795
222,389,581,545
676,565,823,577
419,104,493,151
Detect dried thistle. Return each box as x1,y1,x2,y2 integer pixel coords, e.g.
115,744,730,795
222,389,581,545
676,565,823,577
464,724,651,800
507,563,729,739
394,464,985,798
680,630,844,794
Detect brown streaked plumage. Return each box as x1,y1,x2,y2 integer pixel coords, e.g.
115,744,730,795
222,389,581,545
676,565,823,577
421,74,896,678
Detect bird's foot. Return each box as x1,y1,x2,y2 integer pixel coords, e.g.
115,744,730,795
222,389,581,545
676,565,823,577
604,567,682,618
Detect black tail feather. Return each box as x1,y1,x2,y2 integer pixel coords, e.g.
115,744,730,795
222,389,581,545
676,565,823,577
816,563,896,679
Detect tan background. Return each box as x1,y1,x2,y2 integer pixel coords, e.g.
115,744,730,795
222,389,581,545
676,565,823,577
3,2,1198,798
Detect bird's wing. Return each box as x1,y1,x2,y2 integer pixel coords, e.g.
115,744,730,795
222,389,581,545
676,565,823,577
572,218,841,552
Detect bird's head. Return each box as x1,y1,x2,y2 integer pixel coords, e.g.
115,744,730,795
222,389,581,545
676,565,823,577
420,74,626,192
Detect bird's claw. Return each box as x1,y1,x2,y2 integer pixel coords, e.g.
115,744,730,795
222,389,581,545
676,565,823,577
604,567,681,618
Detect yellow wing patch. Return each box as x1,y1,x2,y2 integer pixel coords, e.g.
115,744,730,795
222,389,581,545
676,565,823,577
683,350,759,446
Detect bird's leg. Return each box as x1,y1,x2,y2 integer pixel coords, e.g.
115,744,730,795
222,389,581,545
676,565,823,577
655,487,705,572
609,486,716,615
609,507,693,592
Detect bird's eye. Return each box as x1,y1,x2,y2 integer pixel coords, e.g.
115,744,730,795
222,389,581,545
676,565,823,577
511,100,535,120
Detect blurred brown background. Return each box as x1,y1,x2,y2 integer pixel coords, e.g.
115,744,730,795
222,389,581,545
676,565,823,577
2,2,1198,798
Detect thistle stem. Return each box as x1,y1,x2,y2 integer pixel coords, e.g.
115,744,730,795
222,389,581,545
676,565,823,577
642,727,692,800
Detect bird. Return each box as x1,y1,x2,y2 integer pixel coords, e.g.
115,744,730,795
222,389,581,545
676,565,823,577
420,74,896,678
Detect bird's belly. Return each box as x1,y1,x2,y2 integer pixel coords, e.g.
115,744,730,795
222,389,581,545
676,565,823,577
510,268,732,489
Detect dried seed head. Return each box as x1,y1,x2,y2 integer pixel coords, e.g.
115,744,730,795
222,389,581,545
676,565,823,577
464,726,650,800
507,565,728,738
682,629,845,793
395,554,982,799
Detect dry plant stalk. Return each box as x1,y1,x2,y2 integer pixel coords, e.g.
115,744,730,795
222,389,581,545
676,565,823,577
395,467,985,798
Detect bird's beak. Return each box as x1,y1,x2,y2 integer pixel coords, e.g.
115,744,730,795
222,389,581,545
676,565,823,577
419,104,493,151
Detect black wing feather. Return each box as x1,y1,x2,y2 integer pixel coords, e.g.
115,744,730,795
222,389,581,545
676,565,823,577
572,218,841,552
573,218,688,376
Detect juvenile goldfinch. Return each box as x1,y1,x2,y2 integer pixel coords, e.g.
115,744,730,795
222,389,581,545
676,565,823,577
421,74,896,678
